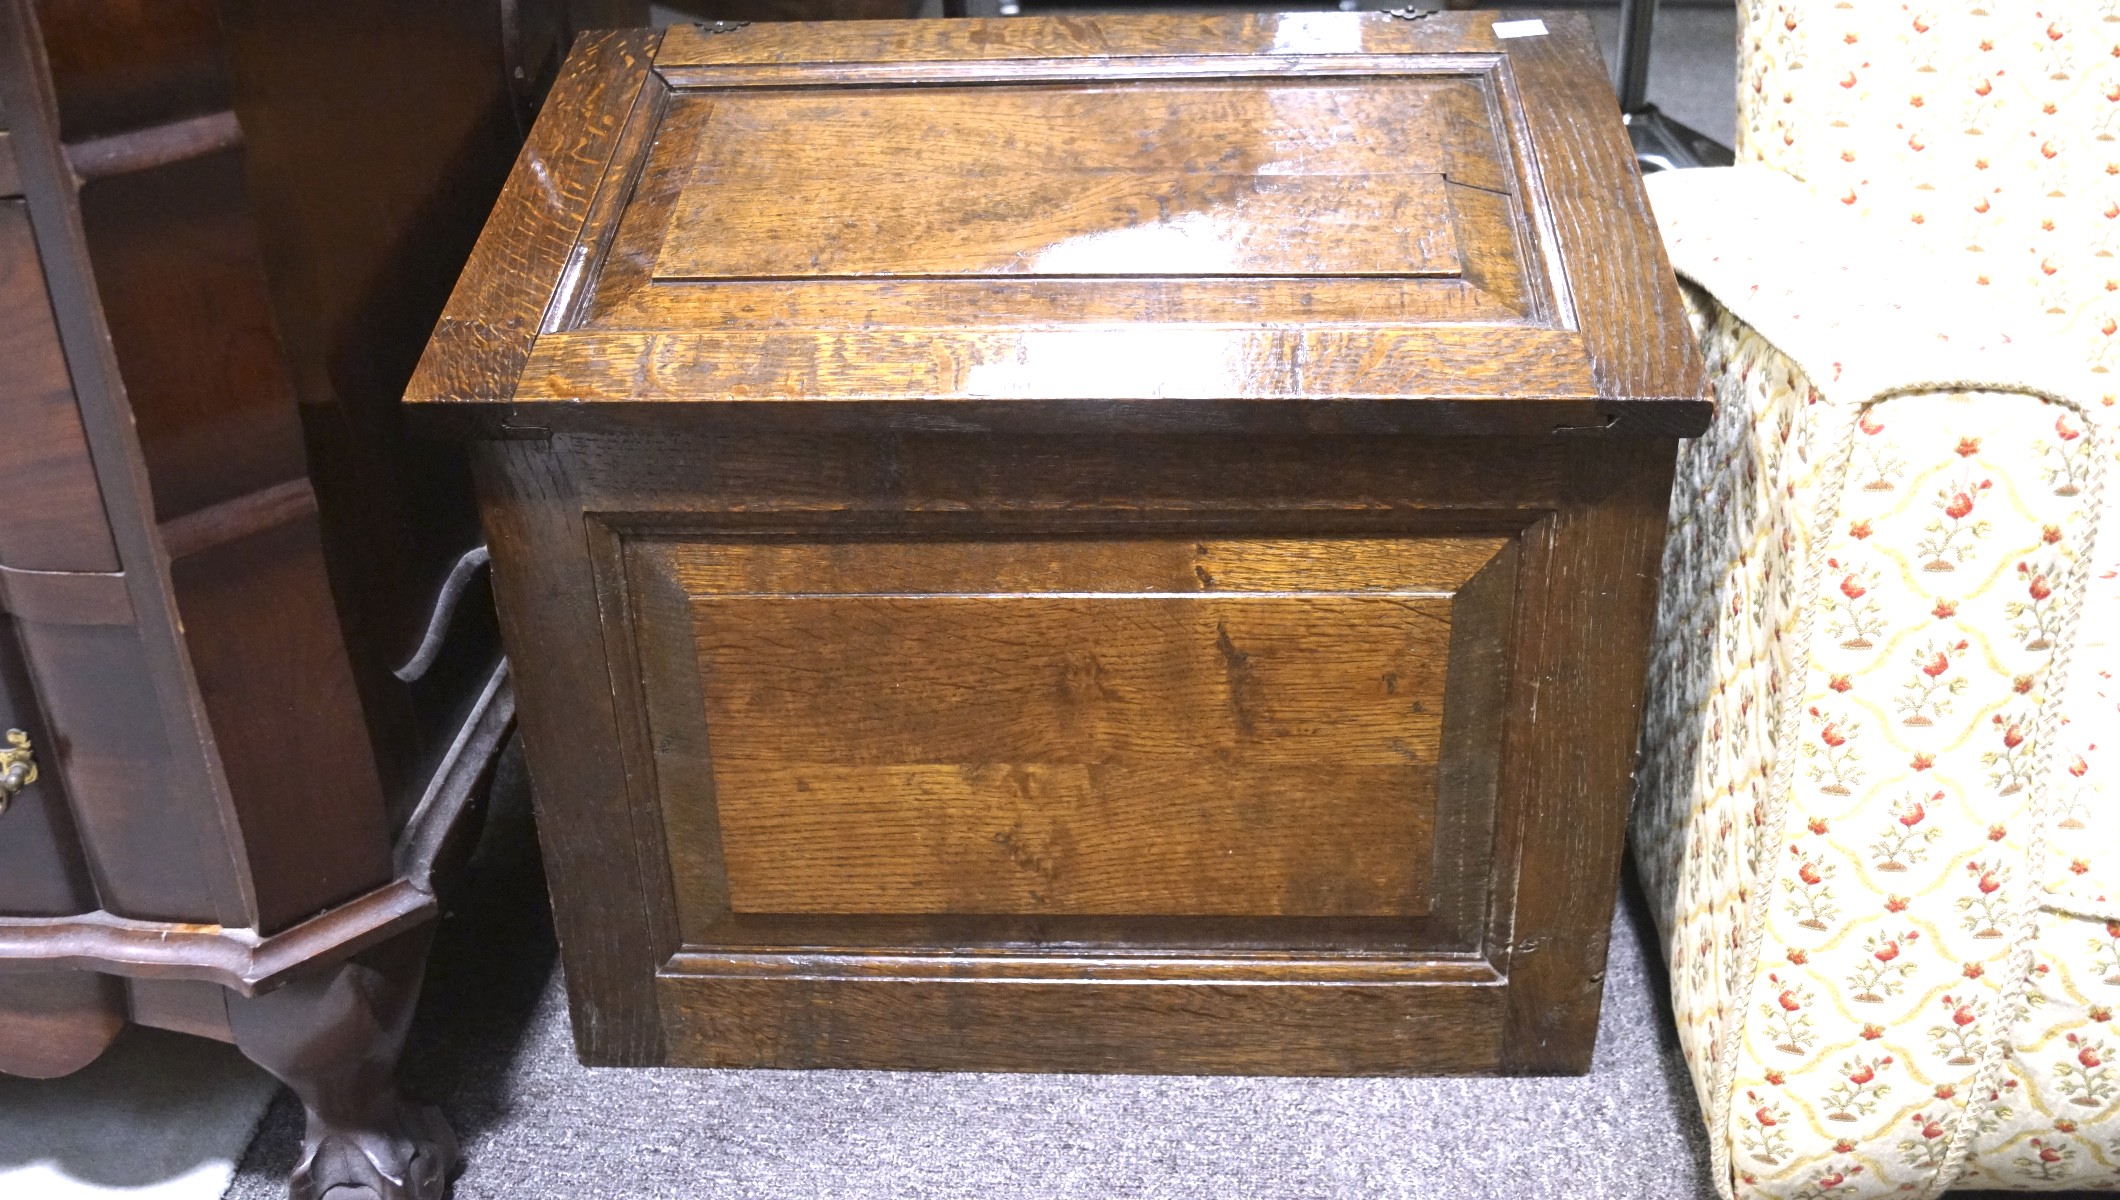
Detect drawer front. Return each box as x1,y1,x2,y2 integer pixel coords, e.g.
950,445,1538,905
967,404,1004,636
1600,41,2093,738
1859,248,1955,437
631,533,1511,947
0,614,98,917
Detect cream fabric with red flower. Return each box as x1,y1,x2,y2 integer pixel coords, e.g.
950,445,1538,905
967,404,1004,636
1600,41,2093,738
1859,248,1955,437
1735,0,2120,405
1638,149,2116,1200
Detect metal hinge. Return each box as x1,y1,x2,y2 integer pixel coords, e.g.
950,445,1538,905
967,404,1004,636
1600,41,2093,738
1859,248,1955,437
694,19,751,35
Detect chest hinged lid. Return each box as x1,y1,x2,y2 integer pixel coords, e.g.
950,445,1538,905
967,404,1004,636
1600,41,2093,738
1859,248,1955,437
406,12,1710,438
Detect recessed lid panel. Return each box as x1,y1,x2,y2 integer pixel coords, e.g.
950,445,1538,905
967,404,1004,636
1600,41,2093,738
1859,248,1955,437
653,81,1464,282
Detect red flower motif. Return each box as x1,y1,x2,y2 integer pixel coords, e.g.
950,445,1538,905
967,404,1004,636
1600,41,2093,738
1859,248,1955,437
1829,674,1853,692
1808,817,1830,835
1922,652,1950,678
1900,800,1927,828
1848,1063,1876,1085
2070,755,2089,777
1955,437,1982,457
1861,1024,1885,1040
1787,949,1809,966
2003,723,2026,749
1850,519,1873,539
1820,723,1847,748
2028,573,2053,601
2091,1007,2112,1023
1756,1106,1778,1127
1765,1070,1786,1085
1858,412,1884,436
2013,675,2036,694
2058,415,2083,442
2083,1046,2103,1068
1885,895,1909,913
1875,941,1900,964
1953,1005,1978,1027
1987,824,2007,841
1778,989,1803,1013
2057,1118,2079,1133
1976,871,2001,895
1910,754,1934,772
2073,859,2092,875
1935,1084,1957,1099
1964,962,1986,979
1798,862,1824,887
2043,524,2064,543
1840,574,1867,600
1944,493,1975,520
1932,598,1957,619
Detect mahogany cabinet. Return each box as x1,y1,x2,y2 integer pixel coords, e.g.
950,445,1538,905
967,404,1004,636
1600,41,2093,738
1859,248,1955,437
0,2,637,1197
411,11,1711,1076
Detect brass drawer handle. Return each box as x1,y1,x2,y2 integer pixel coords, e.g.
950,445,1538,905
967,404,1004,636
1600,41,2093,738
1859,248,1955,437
0,729,35,815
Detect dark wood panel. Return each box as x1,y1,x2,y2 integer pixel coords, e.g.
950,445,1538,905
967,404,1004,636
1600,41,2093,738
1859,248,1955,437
0,614,96,916
658,959,1505,1074
0,566,130,626
9,618,226,921
75,148,307,522
0,970,122,1077
30,0,227,142
168,514,392,934
0,130,20,197
0,199,118,572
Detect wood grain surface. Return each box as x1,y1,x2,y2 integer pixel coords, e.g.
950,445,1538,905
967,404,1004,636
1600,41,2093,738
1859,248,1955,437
0,200,118,573
410,10,1711,438
654,81,1466,280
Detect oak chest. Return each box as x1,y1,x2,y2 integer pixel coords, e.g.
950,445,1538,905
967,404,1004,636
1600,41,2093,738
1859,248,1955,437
409,11,1711,1075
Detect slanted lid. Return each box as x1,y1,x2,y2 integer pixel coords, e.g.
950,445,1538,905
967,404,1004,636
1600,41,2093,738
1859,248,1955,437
406,12,1710,438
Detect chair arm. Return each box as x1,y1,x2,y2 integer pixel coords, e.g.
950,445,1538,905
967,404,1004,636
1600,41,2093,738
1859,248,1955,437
1631,168,2110,1199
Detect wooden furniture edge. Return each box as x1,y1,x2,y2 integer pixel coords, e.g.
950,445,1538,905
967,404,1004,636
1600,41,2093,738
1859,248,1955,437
0,0,257,928
402,27,663,408
0,661,515,995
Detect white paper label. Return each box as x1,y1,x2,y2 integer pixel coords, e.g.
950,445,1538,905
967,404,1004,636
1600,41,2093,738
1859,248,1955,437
1492,18,1548,39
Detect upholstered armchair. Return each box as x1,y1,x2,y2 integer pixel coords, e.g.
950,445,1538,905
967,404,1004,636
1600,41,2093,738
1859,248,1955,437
1632,3,2120,1196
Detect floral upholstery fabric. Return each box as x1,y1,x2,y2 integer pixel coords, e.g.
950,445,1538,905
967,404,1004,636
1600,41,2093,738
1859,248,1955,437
1634,6,2120,1196
1733,0,2120,407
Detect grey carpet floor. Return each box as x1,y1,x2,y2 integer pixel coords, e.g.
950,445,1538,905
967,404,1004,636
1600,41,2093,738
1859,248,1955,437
228,742,1722,1200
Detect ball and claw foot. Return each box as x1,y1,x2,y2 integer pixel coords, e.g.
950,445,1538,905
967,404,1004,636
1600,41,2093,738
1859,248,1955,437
288,1101,459,1200
225,929,456,1200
